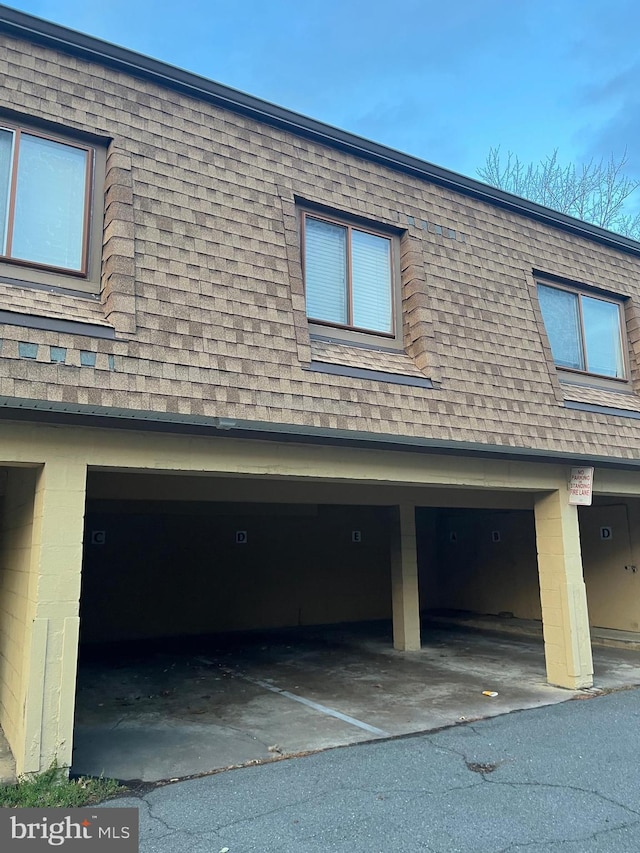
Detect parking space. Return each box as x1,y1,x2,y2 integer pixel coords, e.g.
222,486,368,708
71,621,640,782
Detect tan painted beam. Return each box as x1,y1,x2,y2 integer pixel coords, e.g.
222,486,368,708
0,421,573,493
592,469,640,497
86,472,536,509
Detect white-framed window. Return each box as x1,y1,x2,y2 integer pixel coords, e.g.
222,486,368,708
537,281,626,380
302,211,396,337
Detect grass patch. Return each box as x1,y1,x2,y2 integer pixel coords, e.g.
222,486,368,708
0,764,124,808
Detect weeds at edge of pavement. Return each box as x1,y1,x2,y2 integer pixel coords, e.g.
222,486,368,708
0,763,124,808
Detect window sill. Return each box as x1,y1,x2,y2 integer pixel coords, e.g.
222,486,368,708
557,369,629,393
306,361,433,388
564,400,640,420
561,382,640,414
307,337,432,387
0,280,114,338
308,322,403,351
0,263,100,296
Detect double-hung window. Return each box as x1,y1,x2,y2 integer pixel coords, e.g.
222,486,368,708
303,211,395,338
0,125,92,275
537,282,626,380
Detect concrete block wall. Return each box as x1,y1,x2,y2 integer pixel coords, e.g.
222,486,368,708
0,462,86,776
80,502,393,643
0,468,38,765
419,500,640,635
417,508,542,622
27,461,86,775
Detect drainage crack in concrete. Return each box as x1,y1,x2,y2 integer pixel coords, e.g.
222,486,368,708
203,718,286,753
143,798,222,839
182,781,485,839
301,824,441,852
493,816,640,853
343,782,481,798
463,723,486,736
481,777,640,819
364,782,485,804
466,760,500,774
176,711,280,752
427,740,482,767
207,787,359,833
111,796,186,840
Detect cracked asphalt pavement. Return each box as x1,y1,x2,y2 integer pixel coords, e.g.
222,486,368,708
100,687,640,852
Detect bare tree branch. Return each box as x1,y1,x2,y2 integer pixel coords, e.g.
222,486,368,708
477,148,640,239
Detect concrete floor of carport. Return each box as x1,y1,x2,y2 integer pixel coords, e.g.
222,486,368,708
70,621,640,783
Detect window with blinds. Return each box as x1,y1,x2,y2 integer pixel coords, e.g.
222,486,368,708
0,125,92,274
303,212,394,335
537,282,626,380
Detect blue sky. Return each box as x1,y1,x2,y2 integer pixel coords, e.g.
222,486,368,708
7,0,640,185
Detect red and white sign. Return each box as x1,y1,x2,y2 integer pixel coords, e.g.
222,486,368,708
569,467,594,505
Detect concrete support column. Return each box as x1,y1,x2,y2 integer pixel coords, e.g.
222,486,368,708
17,461,86,774
0,467,37,776
534,488,593,689
390,504,421,651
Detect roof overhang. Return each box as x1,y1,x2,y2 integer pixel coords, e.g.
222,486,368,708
1,396,639,471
